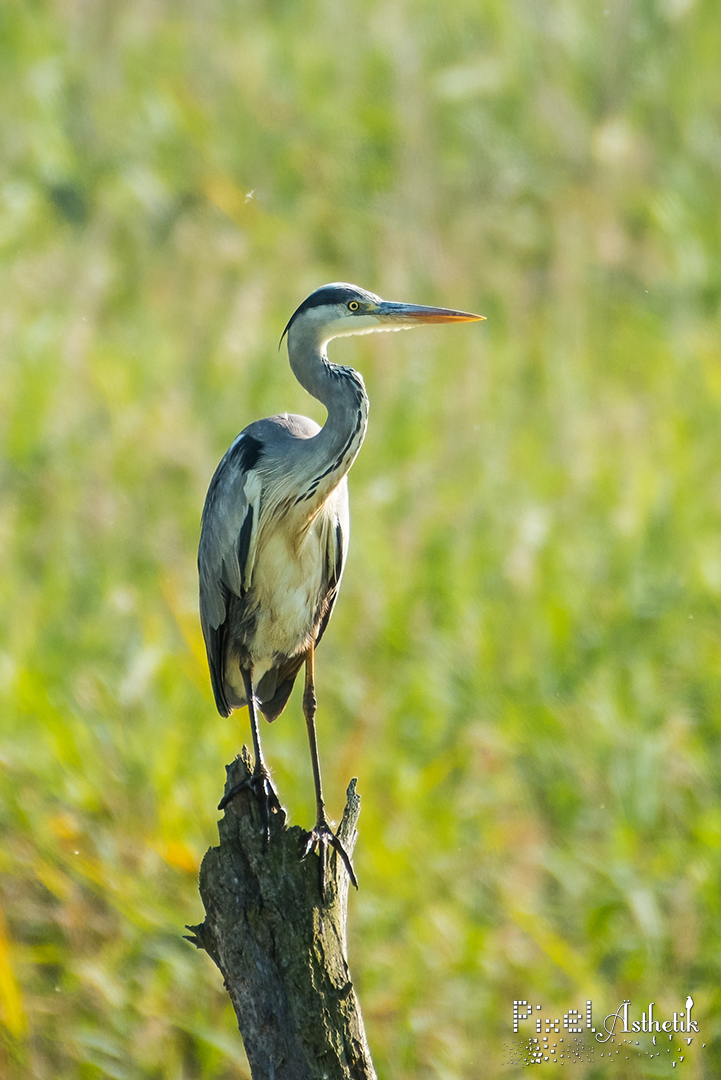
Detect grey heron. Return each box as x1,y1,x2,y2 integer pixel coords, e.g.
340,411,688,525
199,282,483,889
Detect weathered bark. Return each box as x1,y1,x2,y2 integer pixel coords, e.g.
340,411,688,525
186,749,376,1080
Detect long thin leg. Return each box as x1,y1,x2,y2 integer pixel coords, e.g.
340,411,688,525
244,669,268,776
303,645,325,823
218,668,281,841
300,644,358,895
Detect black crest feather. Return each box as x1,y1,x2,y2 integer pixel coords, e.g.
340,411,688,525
279,282,379,346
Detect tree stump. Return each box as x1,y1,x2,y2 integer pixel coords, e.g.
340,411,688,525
186,749,376,1080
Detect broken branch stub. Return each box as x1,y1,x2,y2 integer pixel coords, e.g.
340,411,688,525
187,749,376,1080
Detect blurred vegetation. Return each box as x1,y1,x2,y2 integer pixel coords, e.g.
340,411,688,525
1,0,721,1076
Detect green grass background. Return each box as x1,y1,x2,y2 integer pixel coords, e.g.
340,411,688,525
2,0,721,1076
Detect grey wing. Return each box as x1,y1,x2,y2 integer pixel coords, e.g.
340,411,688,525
198,432,264,716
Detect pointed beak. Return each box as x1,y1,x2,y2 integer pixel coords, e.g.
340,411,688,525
375,300,485,326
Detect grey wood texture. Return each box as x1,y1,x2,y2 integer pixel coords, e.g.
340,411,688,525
187,750,376,1080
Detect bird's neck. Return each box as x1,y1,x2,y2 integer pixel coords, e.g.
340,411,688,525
287,325,369,507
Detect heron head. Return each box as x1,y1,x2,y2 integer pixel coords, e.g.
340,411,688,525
281,282,484,348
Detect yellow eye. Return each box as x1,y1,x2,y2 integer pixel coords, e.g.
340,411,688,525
348,301,359,311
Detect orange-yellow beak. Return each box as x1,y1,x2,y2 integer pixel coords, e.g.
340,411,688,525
375,300,485,325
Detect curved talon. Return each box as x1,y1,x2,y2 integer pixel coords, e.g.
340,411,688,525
301,819,358,897
218,767,281,844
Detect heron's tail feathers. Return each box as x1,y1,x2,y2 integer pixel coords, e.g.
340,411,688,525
256,655,306,723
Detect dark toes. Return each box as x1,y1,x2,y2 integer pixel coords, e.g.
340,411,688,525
218,771,282,846
300,823,358,891
218,777,250,811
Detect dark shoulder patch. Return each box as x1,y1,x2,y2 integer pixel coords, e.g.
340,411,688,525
201,433,263,525
230,433,263,473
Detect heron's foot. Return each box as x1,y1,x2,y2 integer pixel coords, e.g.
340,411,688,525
301,815,358,899
218,764,282,844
